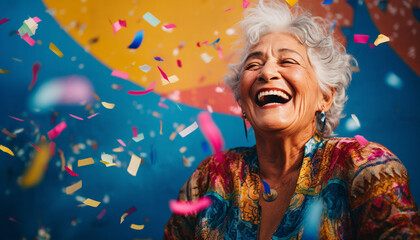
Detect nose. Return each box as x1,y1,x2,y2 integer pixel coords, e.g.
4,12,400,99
258,61,281,82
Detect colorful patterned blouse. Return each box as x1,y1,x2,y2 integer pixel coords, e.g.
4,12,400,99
164,135,420,239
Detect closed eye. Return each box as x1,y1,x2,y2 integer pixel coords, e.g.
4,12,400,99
245,63,260,70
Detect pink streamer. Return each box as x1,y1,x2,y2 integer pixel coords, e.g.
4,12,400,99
157,66,169,81
197,112,225,153
132,127,138,138
21,33,36,46
9,115,24,121
355,135,368,147
87,113,99,119
158,102,169,109
65,166,79,177
47,122,67,140
29,62,41,90
354,34,369,43
111,70,129,79
97,209,107,220
69,114,84,120
127,89,153,95
169,196,212,215
117,139,126,147
163,24,176,29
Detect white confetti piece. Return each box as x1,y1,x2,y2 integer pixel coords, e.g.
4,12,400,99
127,154,142,176
179,121,198,137
143,12,160,27
139,64,152,73
200,53,213,63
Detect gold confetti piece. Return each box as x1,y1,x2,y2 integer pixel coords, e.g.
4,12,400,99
120,213,128,224
169,132,177,141
285,0,298,6
183,155,189,166
93,93,101,101
58,149,65,172
127,154,142,176
11,58,23,62
2,128,16,138
100,160,117,167
101,102,115,109
130,224,144,230
152,111,161,118
0,145,14,156
159,120,163,135
161,75,179,86
374,34,390,46
0,69,11,73
176,124,185,132
112,147,124,152
65,180,82,195
78,157,94,167
49,42,63,57
83,198,101,207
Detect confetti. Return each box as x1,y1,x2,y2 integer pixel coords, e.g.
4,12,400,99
78,157,94,167
49,42,63,57
285,0,298,6
0,145,14,156
101,102,115,109
218,46,223,59
200,53,213,63
169,196,212,215
161,75,179,86
243,0,250,8
112,19,127,35
169,132,177,141
385,72,403,89
127,154,142,176
353,34,369,43
150,144,158,165
163,23,176,29
8,217,19,223
198,112,225,153
112,147,124,153
179,121,198,137
9,115,24,121
0,18,10,25
374,34,390,46
132,127,138,138
2,128,16,138
158,102,169,109
224,8,234,12
157,66,169,81
322,0,333,4
30,143,41,152
120,206,137,223
29,62,41,90
130,224,145,230
18,138,50,188
139,64,152,73
350,114,360,127
111,70,129,79
0,69,11,73
97,209,107,220
69,114,83,120
160,120,163,135
87,113,99,119
355,135,368,147
83,198,101,207
100,153,116,167
47,122,67,140
177,59,182,68
132,133,144,142
21,33,36,46
65,166,79,177
154,56,164,61
49,142,56,158
128,30,144,49
117,139,126,147
143,12,160,27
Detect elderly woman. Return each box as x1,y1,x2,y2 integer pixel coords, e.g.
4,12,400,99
164,1,419,239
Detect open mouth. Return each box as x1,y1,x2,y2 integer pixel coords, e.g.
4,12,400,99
255,89,292,107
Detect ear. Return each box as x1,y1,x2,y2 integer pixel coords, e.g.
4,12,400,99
319,87,335,112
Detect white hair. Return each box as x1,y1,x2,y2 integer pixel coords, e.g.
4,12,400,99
224,0,357,138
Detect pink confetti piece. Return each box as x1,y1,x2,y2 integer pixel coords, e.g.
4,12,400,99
32,17,41,23
157,66,169,82
158,102,169,109
9,115,24,121
163,24,176,29
47,122,67,140
198,112,225,153
242,0,250,8
224,8,234,12
9,217,19,223
65,166,79,177
49,141,56,157
87,113,99,119
132,127,138,138
69,114,84,120
111,70,129,80
117,139,126,147
29,62,41,91
369,43,375,49
0,18,10,25
177,59,182,68
127,89,154,95
30,143,41,152
202,41,208,45
355,135,368,147
169,196,212,215
97,209,107,220
112,20,127,35
354,34,369,44
217,46,223,59
21,33,36,46
196,41,201,47
126,206,137,215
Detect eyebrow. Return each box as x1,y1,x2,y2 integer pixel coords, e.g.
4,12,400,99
244,48,304,63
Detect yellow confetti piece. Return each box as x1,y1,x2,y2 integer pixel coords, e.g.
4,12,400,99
0,69,11,73
161,75,179,86
83,198,101,207
152,111,161,118
120,213,128,224
0,145,14,156
130,224,144,230
285,0,298,6
169,132,177,141
78,157,94,167
159,120,163,135
374,34,390,46
112,147,124,152
18,138,50,188
101,101,115,109
100,160,117,167
65,180,82,195
49,42,63,57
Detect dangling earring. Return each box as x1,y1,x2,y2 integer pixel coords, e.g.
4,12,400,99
319,105,326,132
242,111,248,142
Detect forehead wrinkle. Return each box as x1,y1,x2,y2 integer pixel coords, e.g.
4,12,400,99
244,51,264,63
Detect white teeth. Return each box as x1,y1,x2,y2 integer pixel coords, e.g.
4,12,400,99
257,90,290,102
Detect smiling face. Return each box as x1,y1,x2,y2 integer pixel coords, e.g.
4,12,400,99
240,32,328,139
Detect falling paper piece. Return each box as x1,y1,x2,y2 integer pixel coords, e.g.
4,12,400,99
78,157,94,167
132,127,138,138
143,12,160,27
97,209,107,220
177,59,182,68
322,0,333,4
179,121,198,137
0,69,11,73
49,142,56,158
69,114,83,120
127,89,153,95
9,116,24,121
243,0,250,8
58,150,65,171
132,133,144,142
112,19,126,35
139,64,152,73
385,72,403,89
130,224,145,230
87,113,99,119
2,128,16,138
49,42,63,57
100,153,116,167
157,66,169,81
0,18,10,25
21,33,36,46
353,34,369,43
48,122,67,140
66,180,82,195
161,75,179,86
127,154,142,176
9,217,19,223
0,145,14,156
158,102,169,109
160,120,163,135
18,138,50,188
285,0,298,6
169,196,212,215
154,56,164,61
30,143,40,152
117,139,126,147
355,135,368,147
198,112,225,153
128,30,144,49
350,114,360,127
120,206,137,223
29,62,41,90
65,166,79,177
83,198,101,207
163,23,176,29
111,70,129,79
101,102,115,109
374,34,390,46
224,8,234,12
18,17,39,36
112,147,124,153
200,53,213,63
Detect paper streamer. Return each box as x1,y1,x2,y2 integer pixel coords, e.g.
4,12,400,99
49,42,63,57
47,122,67,140
132,127,138,138
177,59,182,68
0,145,14,156
127,154,142,176
169,196,212,215
29,62,41,90
65,180,82,194
157,66,169,81
132,133,144,142
69,114,83,120
127,89,153,95
18,139,50,188
87,113,99,119
179,121,198,137
154,56,164,61
9,116,24,121
355,135,368,147
143,12,160,27
111,70,129,79
49,141,56,157
21,33,36,46
0,69,11,73
197,112,225,153
65,166,79,177
353,34,369,43
128,30,144,49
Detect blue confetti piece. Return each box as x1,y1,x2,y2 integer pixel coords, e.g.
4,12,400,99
261,179,271,195
128,30,144,49
322,0,333,4
201,141,211,155
385,72,403,90
154,56,164,61
209,38,220,46
150,144,157,165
